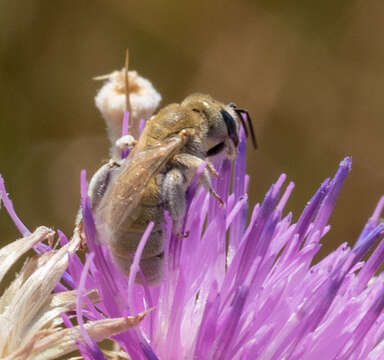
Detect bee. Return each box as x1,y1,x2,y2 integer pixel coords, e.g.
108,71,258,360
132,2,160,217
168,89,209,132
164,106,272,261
88,93,256,283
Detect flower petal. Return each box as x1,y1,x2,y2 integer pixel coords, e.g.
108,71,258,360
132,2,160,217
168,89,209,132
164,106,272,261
4,312,148,360
0,232,81,354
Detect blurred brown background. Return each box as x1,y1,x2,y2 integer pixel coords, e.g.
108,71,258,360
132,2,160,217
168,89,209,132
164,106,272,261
0,0,383,258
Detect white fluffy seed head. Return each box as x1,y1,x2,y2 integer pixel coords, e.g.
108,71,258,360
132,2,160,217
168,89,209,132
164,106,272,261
95,69,161,148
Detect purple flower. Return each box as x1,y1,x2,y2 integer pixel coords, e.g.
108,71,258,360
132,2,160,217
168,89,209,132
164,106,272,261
2,132,384,359
62,127,384,359
1,69,384,358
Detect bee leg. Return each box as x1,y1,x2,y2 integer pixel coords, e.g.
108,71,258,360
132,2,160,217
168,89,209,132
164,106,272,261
172,153,224,206
162,168,188,235
88,159,123,210
74,159,123,241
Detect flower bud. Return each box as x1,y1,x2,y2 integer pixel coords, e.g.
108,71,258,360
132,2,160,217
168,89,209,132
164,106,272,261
95,69,161,152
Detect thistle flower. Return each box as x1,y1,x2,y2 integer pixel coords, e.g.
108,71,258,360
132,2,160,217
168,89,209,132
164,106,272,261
68,140,384,359
2,71,384,359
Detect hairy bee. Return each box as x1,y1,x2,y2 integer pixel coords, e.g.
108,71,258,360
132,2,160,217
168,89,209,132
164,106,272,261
89,93,256,283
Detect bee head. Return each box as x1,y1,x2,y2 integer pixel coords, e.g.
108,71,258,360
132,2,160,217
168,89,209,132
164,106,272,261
182,93,256,159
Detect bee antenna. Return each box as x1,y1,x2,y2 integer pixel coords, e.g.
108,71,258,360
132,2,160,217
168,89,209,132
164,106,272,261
235,108,258,149
235,109,249,138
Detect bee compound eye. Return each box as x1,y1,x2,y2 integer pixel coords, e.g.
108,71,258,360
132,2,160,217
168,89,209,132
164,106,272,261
220,109,239,147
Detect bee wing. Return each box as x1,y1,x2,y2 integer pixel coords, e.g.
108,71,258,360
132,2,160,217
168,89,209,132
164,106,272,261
97,134,187,236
